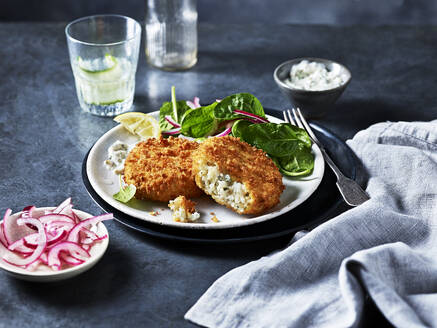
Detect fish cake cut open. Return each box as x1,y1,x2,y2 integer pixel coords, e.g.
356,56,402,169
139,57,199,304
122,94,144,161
192,136,285,215
123,137,203,202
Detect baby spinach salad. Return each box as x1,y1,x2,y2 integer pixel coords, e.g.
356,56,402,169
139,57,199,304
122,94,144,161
159,87,315,177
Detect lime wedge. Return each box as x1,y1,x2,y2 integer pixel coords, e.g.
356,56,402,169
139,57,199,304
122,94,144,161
78,54,117,74
75,55,132,105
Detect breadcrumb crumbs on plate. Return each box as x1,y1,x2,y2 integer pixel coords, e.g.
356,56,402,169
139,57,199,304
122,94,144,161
168,195,200,223
211,216,219,223
149,211,159,216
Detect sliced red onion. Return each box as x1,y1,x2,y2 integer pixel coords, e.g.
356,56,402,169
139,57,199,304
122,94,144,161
8,238,35,254
21,206,36,218
163,128,181,135
2,201,111,272
165,115,181,128
60,253,84,266
40,252,48,264
46,220,75,232
58,204,74,218
186,97,201,109
2,218,47,267
72,211,81,224
3,209,35,245
215,127,232,137
233,109,269,123
67,213,113,244
25,229,67,247
52,198,72,214
47,241,90,270
216,99,222,103
39,214,75,225
26,259,42,271
0,223,8,247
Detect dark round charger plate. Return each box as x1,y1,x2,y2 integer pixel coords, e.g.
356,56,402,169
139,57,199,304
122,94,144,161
82,110,358,244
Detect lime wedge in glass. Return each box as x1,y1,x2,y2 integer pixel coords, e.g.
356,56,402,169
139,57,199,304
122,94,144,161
78,54,117,73
74,54,132,105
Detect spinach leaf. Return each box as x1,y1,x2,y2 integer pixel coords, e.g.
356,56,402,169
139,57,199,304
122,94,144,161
159,100,191,131
231,119,253,139
239,123,314,177
273,150,315,177
240,123,311,157
113,176,136,203
180,102,218,138
214,93,265,120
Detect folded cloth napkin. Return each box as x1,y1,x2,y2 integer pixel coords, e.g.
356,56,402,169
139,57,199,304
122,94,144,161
185,120,437,328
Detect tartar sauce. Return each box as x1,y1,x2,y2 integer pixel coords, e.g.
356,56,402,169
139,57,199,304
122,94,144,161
285,60,349,91
104,140,130,175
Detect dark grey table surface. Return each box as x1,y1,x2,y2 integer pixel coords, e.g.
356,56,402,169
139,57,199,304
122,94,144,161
0,22,436,327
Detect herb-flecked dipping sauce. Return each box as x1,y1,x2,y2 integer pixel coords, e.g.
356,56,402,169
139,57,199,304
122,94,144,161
285,60,349,91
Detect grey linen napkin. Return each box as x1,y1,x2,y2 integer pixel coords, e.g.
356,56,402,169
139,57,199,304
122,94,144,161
185,120,437,328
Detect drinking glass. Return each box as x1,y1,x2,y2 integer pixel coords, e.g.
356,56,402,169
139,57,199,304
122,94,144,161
66,15,141,116
145,0,197,70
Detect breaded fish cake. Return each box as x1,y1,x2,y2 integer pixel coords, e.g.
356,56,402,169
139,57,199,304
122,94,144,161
124,137,203,202
192,136,284,215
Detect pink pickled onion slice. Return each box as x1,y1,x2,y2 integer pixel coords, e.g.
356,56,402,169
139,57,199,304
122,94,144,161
60,252,84,265
163,128,181,135
38,214,75,225
48,241,90,270
46,220,75,232
215,127,232,137
165,115,181,128
58,204,74,218
72,211,81,224
2,218,46,267
67,213,113,243
8,239,35,254
52,198,72,214
21,206,36,227
186,97,201,109
40,252,48,264
233,109,269,123
3,208,35,245
26,259,43,271
0,223,7,247
25,229,67,247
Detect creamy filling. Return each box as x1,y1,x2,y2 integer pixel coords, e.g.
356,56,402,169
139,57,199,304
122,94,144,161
198,164,251,212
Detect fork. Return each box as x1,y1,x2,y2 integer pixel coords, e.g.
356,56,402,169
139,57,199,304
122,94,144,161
283,108,370,206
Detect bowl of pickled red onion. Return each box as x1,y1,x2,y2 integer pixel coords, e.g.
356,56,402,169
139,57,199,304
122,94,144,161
0,198,112,282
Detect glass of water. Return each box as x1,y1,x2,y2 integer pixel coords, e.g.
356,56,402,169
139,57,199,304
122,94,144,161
66,15,141,116
145,0,197,70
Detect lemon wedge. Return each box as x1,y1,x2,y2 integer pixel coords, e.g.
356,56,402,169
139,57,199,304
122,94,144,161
114,112,161,140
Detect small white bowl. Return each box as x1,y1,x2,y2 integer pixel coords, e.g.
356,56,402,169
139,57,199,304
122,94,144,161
0,207,109,282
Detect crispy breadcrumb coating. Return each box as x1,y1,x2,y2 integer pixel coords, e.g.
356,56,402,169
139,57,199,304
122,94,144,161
192,136,284,215
123,137,203,202
168,196,200,222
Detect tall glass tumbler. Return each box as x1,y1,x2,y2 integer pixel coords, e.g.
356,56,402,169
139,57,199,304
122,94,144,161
66,15,141,116
145,0,197,70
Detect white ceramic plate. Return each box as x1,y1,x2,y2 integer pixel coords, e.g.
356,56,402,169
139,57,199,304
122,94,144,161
86,112,324,229
0,208,109,282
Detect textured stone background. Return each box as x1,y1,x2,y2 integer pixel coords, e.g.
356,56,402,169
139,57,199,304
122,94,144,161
1,22,436,327
2,0,437,25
